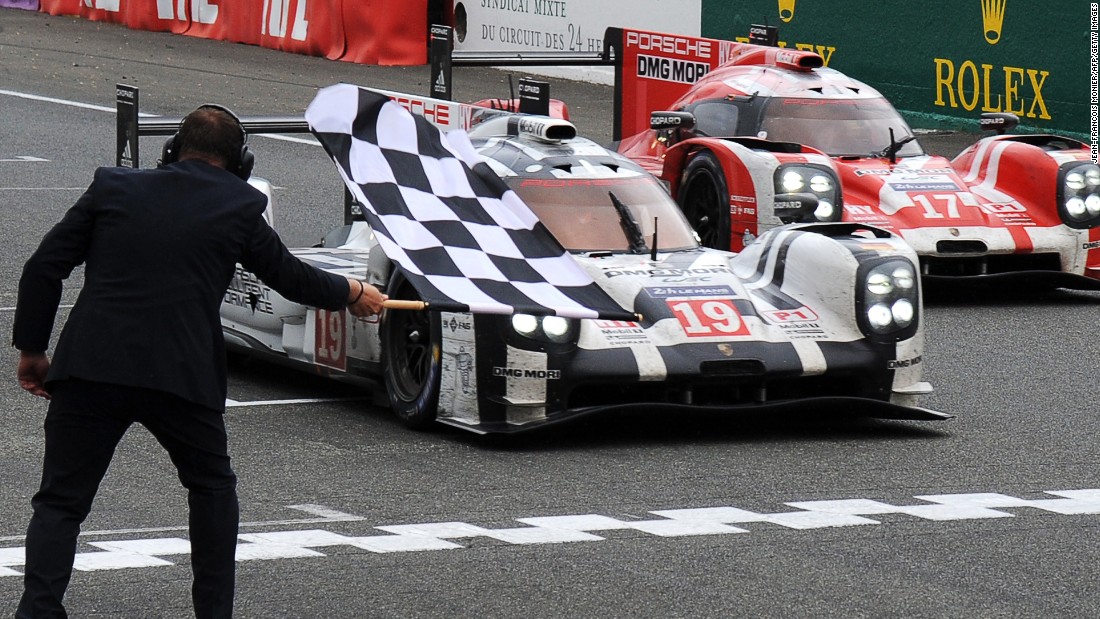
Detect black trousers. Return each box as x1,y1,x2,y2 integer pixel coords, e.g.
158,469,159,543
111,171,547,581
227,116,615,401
16,379,239,619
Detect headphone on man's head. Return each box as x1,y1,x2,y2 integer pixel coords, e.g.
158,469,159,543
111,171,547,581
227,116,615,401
160,103,255,180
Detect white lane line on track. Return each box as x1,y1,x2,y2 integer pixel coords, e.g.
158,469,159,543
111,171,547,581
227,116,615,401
2,489,1099,573
225,397,366,408
0,89,321,146
0,89,151,114
0,305,74,312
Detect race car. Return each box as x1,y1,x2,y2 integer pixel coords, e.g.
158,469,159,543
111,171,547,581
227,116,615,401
606,26,1100,288
119,85,948,433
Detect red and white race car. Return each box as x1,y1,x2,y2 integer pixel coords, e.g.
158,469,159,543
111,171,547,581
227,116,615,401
610,26,1100,288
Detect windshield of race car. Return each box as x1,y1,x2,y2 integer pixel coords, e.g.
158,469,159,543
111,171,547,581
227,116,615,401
507,177,699,252
687,96,926,158
757,97,925,158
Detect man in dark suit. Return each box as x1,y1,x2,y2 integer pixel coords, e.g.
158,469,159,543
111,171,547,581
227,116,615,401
12,105,386,618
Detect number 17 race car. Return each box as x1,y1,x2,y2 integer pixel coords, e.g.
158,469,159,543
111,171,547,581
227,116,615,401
121,84,949,434
609,26,1100,289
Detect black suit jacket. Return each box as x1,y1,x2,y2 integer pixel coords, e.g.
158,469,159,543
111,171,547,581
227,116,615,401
12,161,350,411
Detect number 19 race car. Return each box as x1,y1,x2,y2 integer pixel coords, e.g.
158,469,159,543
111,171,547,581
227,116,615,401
609,26,1100,289
123,85,948,433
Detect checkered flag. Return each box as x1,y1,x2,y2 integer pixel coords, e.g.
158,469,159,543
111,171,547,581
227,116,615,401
305,84,634,320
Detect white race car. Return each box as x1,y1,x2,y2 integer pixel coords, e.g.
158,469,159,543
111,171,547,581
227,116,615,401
122,86,949,433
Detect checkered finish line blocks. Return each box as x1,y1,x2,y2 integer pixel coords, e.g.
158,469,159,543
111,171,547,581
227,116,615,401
2,490,1099,575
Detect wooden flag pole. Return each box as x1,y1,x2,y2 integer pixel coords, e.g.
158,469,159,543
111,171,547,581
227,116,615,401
381,299,429,311
378,299,641,322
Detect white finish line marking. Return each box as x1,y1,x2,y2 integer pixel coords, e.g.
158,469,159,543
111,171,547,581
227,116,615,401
2,489,1099,575
0,504,364,544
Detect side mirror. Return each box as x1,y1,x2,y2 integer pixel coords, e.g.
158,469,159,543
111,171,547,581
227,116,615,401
773,193,819,224
980,112,1019,135
650,111,696,146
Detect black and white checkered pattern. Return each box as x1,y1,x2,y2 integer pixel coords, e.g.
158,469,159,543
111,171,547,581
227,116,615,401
305,84,633,320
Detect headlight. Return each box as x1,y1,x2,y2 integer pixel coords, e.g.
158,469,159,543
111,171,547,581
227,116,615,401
891,299,915,325
511,313,576,344
1059,162,1100,229
857,259,919,341
1088,194,1100,215
511,314,539,336
809,174,833,193
781,170,805,192
773,164,842,222
542,316,571,339
1087,168,1100,187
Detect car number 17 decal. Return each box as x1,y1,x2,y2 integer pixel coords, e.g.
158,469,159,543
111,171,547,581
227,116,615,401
667,299,750,337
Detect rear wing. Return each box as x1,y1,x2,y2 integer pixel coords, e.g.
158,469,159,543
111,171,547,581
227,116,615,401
430,24,784,142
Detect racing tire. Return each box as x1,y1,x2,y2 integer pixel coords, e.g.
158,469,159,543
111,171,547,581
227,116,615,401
381,280,442,430
678,152,731,251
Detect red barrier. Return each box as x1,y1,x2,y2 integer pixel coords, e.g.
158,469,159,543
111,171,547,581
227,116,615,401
258,0,345,60
124,2,192,35
341,0,427,65
123,4,186,34
37,0,77,15
34,0,426,67
175,1,231,42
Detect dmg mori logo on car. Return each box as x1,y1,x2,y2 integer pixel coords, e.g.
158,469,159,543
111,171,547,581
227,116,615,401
981,0,1007,45
778,0,796,23
636,55,710,84
493,367,561,380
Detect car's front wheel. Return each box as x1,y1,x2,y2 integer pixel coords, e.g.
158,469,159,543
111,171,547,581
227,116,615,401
678,151,731,251
381,281,441,430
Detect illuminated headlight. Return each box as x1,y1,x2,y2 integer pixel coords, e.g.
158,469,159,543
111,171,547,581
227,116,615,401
858,259,919,340
774,164,842,222
1088,194,1100,215
781,170,805,192
809,174,833,193
1087,168,1100,187
867,303,893,328
511,313,576,344
1059,162,1100,229
1067,171,1087,191
814,201,836,220
511,314,539,336
892,266,915,290
892,299,915,326
542,316,570,339
867,272,893,295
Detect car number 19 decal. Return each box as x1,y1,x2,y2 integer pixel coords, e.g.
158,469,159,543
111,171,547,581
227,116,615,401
667,299,750,337
315,309,347,372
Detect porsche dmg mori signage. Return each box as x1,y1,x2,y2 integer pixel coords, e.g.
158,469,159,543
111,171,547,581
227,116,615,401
701,0,1086,137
